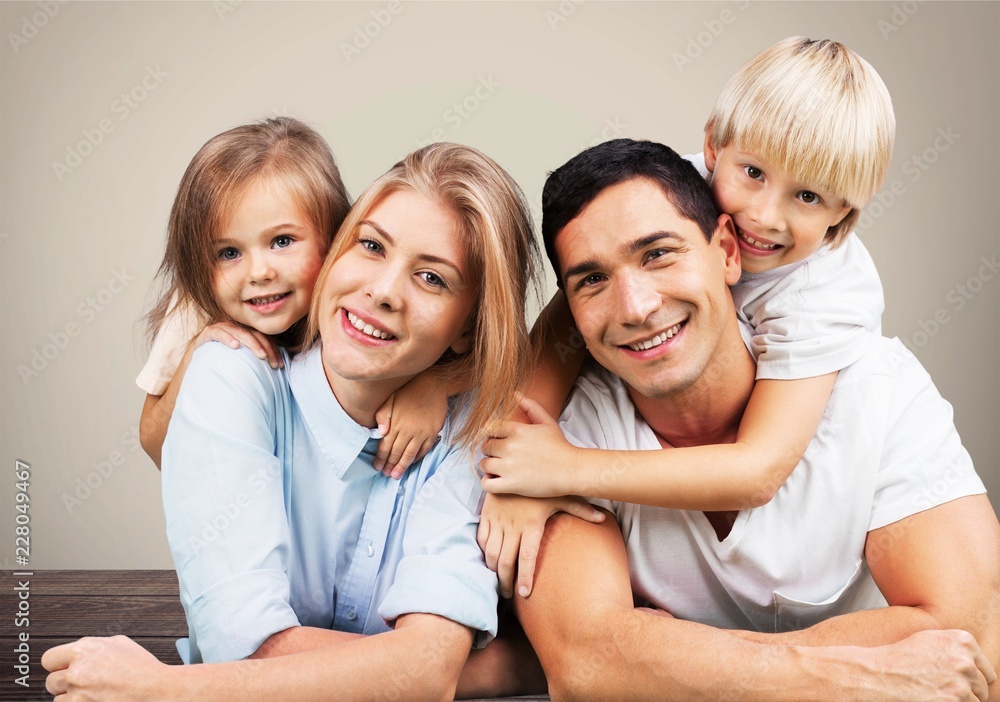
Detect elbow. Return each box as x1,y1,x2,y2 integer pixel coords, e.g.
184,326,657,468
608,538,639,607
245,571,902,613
137,422,161,469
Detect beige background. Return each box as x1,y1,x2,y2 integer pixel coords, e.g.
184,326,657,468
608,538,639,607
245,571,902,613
1,1,997,570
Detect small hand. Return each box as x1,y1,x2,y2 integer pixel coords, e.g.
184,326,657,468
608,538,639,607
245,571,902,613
477,492,604,599
373,372,448,479
480,396,579,498
197,321,283,369
43,635,169,702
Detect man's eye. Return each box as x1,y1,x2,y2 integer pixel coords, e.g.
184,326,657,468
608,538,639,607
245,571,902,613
218,247,240,261
580,274,605,288
646,249,672,263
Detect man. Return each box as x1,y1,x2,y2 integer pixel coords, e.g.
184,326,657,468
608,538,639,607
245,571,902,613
517,140,1000,701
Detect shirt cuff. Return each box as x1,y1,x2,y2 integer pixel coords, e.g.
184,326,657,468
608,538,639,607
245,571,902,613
187,569,300,662
378,555,499,648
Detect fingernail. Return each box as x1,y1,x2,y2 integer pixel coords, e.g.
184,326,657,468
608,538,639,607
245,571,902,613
229,340,240,348
518,586,530,597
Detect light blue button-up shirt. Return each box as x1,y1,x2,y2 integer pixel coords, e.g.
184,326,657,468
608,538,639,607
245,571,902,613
162,342,497,663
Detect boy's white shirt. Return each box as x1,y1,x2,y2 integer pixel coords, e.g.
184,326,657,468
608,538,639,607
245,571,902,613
135,294,209,395
686,152,884,379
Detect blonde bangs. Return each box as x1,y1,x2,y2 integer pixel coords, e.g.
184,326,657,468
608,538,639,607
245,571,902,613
707,37,895,242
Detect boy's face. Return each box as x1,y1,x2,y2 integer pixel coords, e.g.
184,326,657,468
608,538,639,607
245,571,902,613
704,137,852,274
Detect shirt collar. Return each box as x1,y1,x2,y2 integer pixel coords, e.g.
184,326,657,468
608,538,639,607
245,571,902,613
288,345,383,479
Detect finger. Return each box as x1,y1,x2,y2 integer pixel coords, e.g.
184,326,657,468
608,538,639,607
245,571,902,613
384,439,409,477
477,516,491,553
560,498,606,524
374,396,394,439
497,531,520,599
46,669,68,695
225,325,269,360
484,529,502,574
250,330,283,369
970,635,996,686
413,437,435,464
390,439,421,480
518,395,558,426
200,327,242,349
41,642,74,672
516,525,543,599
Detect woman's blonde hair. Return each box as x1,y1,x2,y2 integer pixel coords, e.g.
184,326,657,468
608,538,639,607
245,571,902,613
706,36,895,245
306,143,540,450
145,116,351,349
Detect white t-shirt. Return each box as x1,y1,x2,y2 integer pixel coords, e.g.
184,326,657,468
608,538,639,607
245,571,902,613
135,297,209,395
686,152,884,380
560,336,986,633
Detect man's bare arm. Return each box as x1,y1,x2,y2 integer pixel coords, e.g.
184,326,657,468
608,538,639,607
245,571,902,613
516,513,994,702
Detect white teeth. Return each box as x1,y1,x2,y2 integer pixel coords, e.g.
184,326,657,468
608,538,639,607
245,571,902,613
346,311,393,340
628,324,682,351
742,233,779,250
247,293,287,305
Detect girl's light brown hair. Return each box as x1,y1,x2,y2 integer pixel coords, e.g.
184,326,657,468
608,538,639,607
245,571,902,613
145,116,351,349
306,143,541,451
706,36,895,245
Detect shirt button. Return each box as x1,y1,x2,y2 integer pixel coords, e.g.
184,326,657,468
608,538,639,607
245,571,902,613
346,607,357,621
366,541,375,557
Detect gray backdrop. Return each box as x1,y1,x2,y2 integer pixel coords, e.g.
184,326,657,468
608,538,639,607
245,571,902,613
2,1,998,570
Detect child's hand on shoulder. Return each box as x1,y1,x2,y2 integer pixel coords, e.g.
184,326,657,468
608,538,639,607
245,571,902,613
477,492,605,599
195,322,283,369
374,370,449,479
480,396,579,498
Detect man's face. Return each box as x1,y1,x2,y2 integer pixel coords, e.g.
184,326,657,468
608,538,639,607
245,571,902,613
556,177,741,400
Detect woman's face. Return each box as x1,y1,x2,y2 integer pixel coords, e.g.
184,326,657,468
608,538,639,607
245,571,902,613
316,188,477,393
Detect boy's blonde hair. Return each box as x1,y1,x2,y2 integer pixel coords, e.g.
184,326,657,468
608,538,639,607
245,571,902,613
306,143,541,451
706,36,895,245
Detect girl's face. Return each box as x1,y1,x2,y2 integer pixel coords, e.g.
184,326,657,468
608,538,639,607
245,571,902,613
212,178,326,335
316,189,477,396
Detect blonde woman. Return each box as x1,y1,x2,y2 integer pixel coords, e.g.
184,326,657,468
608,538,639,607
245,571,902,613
44,143,567,701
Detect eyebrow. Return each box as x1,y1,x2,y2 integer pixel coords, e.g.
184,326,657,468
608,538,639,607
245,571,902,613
360,219,466,284
563,231,683,282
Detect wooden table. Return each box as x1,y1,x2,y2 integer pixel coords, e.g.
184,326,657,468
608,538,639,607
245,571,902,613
1,570,550,702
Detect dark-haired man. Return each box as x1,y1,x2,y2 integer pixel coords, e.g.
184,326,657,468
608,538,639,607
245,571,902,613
517,139,1000,701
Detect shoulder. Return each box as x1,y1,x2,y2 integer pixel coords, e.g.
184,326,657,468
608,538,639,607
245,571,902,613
183,342,291,409
560,363,642,450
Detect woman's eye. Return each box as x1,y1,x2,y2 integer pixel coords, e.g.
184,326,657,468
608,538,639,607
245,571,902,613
273,235,293,249
744,166,763,180
359,238,383,255
218,247,240,261
798,191,820,205
419,271,447,289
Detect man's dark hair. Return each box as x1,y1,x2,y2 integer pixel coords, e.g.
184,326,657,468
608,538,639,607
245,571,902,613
541,139,720,283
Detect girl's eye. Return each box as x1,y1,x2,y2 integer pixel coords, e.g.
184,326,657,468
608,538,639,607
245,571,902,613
798,191,821,205
218,247,240,261
419,271,448,289
359,238,383,255
273,235,293,249
744,166,763,180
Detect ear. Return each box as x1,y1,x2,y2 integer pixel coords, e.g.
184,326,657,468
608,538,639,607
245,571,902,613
714,213,742,285
449,326,473,355
831,202,852,228
703,126,718,175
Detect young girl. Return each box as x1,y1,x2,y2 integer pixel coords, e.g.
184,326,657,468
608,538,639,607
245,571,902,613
478,37,896,599
137,117,454,473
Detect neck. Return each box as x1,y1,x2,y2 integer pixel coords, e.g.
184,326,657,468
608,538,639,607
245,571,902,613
320,357,409,430
630,323,756,448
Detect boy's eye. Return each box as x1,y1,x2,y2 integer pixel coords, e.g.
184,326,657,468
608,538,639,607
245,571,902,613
272,235,293,249
418,271,448,289
218,247,240,261
744,166,763,180
797,191,821,205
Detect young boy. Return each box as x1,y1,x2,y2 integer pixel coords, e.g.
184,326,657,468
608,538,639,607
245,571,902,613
477,37,896,599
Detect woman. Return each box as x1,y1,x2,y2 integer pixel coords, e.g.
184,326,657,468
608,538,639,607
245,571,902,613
43,143,543,700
